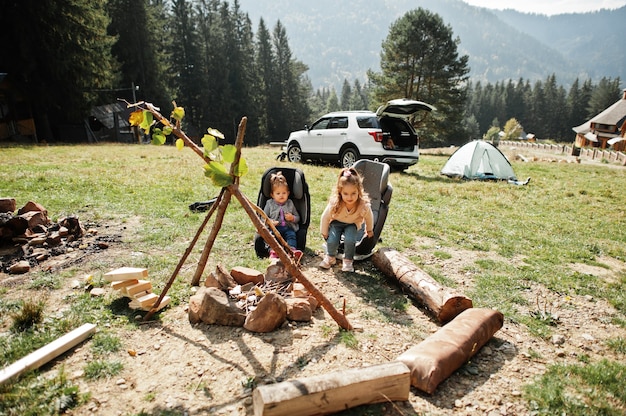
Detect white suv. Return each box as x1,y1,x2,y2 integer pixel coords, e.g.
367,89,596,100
286,98,435,170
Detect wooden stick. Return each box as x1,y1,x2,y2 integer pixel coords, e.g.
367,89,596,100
190,117,246,285
0,323,96,385
190,190,232,286
143,188,225,320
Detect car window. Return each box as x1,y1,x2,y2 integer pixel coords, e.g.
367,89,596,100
356,116,380,129
328,117,348,129
310,118,331,130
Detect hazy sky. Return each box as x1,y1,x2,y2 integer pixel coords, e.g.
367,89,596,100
463,0,626,15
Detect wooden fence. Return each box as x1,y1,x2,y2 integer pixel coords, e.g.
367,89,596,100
499,141,626,165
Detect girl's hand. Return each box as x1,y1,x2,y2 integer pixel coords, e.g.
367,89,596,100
322,233,328,240
285,213,294,222
366,230,374,238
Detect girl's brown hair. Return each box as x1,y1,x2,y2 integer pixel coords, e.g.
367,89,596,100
269,171,289,192
329,167,369,215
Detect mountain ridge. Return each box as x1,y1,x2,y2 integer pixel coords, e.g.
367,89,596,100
233,0,626,89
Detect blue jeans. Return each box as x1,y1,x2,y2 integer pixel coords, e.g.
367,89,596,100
275,225,297,249
326,221,358,260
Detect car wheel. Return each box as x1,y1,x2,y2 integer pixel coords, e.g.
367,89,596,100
287,143,302,163
340,147,359,168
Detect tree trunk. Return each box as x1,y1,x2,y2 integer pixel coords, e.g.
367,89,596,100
372,248,472,323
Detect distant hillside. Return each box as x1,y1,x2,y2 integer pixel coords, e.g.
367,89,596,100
233,0,625,90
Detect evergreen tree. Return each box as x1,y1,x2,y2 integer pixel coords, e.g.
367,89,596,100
349,79,368,110
340,79,352,109
587,77,622,117
169,0,206,137
270,20,309,141
108,0,172,111
253,18,275,141
326,89,340,113
0,0,117,140
368,8,469,146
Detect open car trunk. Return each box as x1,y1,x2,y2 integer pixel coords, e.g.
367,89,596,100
379,116,417,151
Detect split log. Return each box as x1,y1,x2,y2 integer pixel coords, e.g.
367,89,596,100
252,361,410,416
0,323,96,385
372,248,472,323
396,308,503,394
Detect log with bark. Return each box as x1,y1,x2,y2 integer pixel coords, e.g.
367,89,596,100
252,361,410,416
372,248,472,323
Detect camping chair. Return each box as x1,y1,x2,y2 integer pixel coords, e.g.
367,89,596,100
254,167,311,258
338,159,393,260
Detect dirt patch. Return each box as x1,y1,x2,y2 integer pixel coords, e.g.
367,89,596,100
1,224,625,415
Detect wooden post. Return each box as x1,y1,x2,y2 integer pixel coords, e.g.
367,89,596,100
372,248,472,323
253,361,410,416
0,323,96,385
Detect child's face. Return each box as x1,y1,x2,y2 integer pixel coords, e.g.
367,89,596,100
340,183,359,209
271,185,290,204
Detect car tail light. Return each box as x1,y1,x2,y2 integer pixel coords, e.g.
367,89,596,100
368,131,384,142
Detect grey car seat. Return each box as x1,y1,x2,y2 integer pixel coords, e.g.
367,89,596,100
336,159,393,260
254,167,310,258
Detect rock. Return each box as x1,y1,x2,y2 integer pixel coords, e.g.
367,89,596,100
90,288,106,297
551,334,566,345
215,264,237,290
204,271,220,288
292,282,309,298
230,266,264,285
9,260,30,274
265,261,292,283
0,215,28,241
285,297,312,322
18,201,47,216
244,293,287,332
59,216,84,239
0,198,16,214
188,287,246,326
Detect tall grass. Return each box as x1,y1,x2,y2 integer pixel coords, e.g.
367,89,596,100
1,142,625,413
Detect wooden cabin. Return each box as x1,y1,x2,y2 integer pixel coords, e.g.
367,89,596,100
573,89,626,152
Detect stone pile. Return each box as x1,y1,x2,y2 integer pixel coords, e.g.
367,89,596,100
0,198,87,274
189,262,319,333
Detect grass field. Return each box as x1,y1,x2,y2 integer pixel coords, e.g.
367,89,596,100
1,142,625,415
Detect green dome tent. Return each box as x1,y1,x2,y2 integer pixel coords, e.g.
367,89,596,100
440,140,518,181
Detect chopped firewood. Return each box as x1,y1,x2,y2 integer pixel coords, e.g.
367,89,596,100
104,267,148,282
110,279,139,291
129,293,158,309
123,280,153,297
130,295,170,311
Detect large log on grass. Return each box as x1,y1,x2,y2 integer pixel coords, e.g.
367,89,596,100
253,361,410,416
372,248,472,322
396,308,504,394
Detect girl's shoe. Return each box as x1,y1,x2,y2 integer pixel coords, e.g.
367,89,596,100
342,259,354,272
319,255,336,269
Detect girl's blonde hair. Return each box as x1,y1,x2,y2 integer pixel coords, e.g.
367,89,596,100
329,167,369,215
269,171,289,193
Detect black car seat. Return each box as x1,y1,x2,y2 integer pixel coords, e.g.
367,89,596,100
353,159,393,259
254,167,311,258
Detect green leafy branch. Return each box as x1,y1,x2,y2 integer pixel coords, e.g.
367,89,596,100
127,101,248,187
